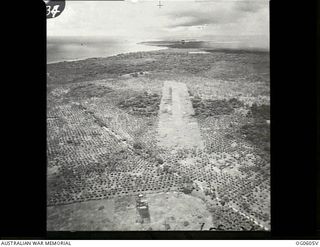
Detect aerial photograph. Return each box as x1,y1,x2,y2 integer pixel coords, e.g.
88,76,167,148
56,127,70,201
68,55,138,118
47,0,270,231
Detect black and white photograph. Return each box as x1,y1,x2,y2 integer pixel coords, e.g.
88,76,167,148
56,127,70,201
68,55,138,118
46,0,270,231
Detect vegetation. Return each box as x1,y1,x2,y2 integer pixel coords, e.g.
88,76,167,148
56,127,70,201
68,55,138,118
67,83,113,99
118,92,161,116
47,48,270,230
240,104,270,152
191,97,243,117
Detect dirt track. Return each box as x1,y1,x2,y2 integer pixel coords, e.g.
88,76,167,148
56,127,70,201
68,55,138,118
158,81,203,150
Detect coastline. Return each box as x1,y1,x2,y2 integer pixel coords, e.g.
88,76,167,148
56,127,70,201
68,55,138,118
47,39,269,65
47,44,168,65
47,46,269,66
47,47,270,93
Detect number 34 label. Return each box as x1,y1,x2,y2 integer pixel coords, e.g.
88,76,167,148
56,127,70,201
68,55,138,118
45,0,65,19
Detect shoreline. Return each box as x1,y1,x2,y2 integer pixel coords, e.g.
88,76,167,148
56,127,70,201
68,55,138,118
47,42,269,65
47,46,168,65
47,46,269,65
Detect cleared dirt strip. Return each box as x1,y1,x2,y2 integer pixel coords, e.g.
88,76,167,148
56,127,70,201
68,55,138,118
158,81,204,150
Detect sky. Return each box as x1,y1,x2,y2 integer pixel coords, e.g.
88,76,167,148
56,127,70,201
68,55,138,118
47,0,269,49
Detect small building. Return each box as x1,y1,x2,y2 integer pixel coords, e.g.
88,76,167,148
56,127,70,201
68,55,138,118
136,194,150,223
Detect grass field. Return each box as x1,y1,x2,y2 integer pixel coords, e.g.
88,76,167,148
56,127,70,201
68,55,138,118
47,48,270,231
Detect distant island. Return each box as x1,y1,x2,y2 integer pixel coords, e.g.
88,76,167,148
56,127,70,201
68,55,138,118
139,40,269,53
139,40,206,49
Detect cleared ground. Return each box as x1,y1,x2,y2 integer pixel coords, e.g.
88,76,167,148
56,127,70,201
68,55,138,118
47,48,270,231
158,81,203,149
47,192,214,231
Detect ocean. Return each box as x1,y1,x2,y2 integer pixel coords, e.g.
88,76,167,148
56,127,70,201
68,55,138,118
47,36,166,64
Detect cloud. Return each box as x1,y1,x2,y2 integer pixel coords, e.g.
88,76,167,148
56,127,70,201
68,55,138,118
165,1,267,29
234,1,266,13
167,11,233,28
47,1,269,49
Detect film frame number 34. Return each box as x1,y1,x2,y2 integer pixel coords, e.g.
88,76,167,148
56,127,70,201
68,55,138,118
45,0,65,19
